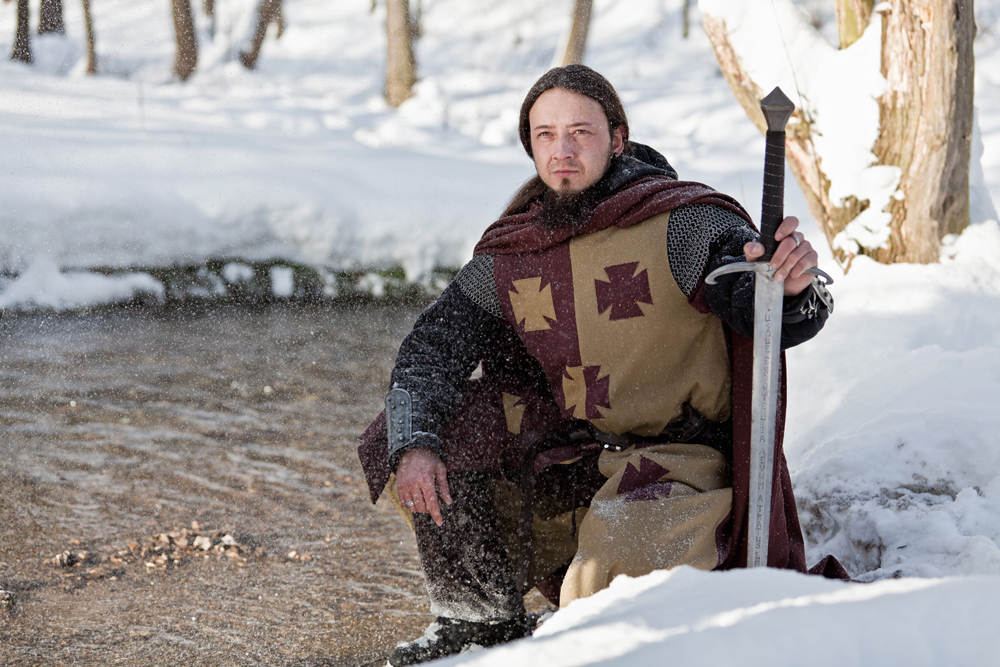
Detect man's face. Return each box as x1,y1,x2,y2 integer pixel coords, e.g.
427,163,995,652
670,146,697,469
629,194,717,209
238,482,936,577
528,87,625,195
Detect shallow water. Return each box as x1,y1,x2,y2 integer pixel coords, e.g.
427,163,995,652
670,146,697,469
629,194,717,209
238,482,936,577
0,303,434,666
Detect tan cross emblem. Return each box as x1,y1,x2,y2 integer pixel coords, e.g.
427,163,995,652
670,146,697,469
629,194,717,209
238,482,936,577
509,277,556,332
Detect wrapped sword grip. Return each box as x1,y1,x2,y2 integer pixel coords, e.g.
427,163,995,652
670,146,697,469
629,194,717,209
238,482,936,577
760,130,786,262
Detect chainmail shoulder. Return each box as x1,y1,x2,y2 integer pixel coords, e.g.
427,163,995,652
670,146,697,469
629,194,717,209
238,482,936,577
454,254,502,318
667,203,751,297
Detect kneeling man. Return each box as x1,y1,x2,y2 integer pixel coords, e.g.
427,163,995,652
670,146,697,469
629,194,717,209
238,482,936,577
359,65,833,666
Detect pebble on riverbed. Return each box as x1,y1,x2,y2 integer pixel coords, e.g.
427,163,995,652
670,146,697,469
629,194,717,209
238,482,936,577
47,525,267,578
0,589,14,616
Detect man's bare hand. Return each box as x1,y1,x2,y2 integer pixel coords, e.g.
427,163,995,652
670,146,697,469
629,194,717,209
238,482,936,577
743,216,819,297
396,448,452,527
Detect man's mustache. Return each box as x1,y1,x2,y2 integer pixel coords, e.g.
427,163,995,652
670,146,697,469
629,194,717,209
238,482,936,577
550,159,583,169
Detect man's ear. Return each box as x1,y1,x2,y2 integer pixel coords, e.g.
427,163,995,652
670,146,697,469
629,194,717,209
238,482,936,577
612,126,626,156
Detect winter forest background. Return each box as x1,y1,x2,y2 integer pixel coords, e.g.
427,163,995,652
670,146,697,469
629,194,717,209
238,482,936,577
3,0,1000,664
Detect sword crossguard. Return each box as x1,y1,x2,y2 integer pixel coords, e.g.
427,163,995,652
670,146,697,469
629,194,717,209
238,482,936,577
704,262,834,286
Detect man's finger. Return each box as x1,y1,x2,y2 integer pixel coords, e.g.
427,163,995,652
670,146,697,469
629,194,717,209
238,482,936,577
744,241,764,261
422,485,444,527
787,248,819,280
435,464,452,506
773,216,800,242
772,235,807,280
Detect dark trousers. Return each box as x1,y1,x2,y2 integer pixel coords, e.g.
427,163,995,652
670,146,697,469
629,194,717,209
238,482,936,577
412,471,524,623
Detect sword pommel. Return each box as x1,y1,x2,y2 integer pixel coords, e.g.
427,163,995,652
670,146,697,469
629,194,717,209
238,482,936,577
760,87,795,133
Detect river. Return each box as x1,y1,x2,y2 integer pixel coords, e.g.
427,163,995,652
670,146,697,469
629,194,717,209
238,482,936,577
0,302,438,666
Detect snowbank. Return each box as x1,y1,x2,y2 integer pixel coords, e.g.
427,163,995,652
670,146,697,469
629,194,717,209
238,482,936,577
0,256,162,310
787,221,1000,579
437,566,1000,666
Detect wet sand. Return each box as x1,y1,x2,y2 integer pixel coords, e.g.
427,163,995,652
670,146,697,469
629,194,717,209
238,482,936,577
0,303,440,666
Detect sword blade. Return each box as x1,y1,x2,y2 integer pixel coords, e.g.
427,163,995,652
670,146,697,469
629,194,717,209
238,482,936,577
746,271,784,568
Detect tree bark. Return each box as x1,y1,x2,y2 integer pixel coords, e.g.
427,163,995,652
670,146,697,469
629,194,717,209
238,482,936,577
204,0,215,39
81,0,96,74
240,0,283,69
171,0,198,81
11,0,32,63
703,0,974,266
835,0,875,48
385,0,415,107
870,0,975,263
554,0,593,66
39,0,65,34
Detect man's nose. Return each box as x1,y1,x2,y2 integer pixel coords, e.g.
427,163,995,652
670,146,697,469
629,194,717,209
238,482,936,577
553,133,575,160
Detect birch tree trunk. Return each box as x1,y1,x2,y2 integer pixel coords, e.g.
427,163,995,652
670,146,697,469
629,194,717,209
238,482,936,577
11,0,32,63
703,0,974,265
554,0,593,67
171,0,198,81
39,0,65,34
81,0,96,74
385,0,415,107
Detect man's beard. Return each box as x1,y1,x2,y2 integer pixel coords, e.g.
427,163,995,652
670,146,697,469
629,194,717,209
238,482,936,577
536,150,615,231
536,183,600,230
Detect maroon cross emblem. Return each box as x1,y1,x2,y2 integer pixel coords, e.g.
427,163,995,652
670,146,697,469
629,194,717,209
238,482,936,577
562,365,612,420
622,481,674,503
616,455,670,496
595,262,653,321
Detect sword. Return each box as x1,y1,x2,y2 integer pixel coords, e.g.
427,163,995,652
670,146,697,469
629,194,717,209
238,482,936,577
705,87,830,568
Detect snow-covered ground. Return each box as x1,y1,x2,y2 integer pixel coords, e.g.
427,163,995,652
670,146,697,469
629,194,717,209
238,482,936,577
3,0,1000,663
438,566,1000,666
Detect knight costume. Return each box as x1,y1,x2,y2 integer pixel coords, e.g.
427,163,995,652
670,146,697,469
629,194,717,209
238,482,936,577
359,144,839,666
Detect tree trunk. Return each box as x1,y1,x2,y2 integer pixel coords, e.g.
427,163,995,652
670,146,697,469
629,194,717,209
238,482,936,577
204,0,215,39
385,0,415,107
11,0,32,63
240,0,282,69
554,0,593,66
39,0,65,34
171,0,198,81
81,0,96,74
703,0,974,266
835,0,874,48
869,0,975,263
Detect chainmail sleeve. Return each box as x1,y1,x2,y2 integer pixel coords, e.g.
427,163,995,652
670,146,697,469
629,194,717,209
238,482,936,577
667,203,832,349
667,203,750,298
454,254,502,318
386,258,506,469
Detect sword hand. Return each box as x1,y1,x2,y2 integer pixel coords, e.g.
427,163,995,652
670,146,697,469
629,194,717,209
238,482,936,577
744,216,819,297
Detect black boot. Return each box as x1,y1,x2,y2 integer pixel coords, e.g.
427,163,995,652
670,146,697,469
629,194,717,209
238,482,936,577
387,615,528,666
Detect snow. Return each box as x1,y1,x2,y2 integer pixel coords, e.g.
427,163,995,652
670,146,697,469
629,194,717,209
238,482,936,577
436,566,1000,666
3,0,1000,662
0,255,163,310
270,265,295,297
788,221,1000,579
